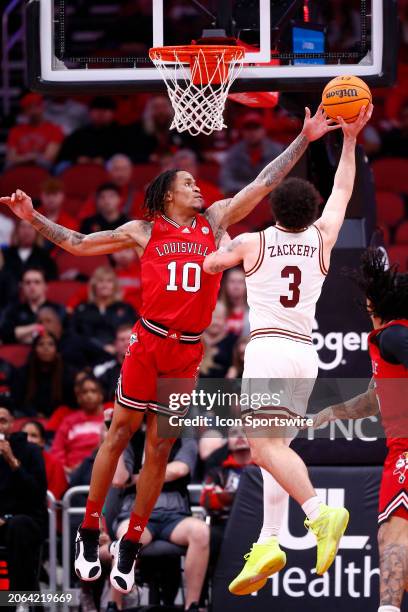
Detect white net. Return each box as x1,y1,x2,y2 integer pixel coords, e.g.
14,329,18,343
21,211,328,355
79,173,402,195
150,47,245,136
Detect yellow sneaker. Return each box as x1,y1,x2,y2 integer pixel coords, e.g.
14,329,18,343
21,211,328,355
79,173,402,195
228,537,286,596
305,504,349,575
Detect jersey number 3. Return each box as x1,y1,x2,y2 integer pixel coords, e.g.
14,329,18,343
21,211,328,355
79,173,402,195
280,266,301,308
166,261,201,293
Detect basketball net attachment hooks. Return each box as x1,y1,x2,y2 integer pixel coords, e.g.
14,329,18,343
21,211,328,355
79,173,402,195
149,45,245,136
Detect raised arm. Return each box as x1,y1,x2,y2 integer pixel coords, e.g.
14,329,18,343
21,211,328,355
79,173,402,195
315,104,373,247
205,105,340,231
0,189,151,255
311,378,379,428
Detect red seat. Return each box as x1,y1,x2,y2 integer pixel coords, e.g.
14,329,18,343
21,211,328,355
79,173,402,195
376,191,405,228
395,221,408,244
60,164,108,200
54,251,110,280
63,197,85,217
199,162,220,183
46,280,85,305
387,245,408,271
0,344,30,367
0,165,49,200
132,164,160,189
372,158,408,194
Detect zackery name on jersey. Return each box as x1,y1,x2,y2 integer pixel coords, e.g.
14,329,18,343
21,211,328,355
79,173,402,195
155,241,210,257
267,243,317,258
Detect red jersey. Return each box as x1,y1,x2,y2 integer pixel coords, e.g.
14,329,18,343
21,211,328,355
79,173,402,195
140,214,221,334
368,320,408,446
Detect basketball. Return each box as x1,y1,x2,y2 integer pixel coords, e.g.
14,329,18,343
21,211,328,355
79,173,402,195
322,75,372,123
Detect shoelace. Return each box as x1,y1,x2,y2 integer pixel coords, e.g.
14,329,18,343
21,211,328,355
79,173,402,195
117,539,141,573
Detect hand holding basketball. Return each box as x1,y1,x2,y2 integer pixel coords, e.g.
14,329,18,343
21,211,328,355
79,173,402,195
337,103,374,140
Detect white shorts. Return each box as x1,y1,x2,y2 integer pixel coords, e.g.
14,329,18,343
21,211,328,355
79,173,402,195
241,336,318,417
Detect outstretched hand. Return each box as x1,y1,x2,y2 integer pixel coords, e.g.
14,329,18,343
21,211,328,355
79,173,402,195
0,189,34,221
301,103,341,142
337,103,374,140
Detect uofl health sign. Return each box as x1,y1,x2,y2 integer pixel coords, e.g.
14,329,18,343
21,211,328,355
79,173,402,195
213,466,384,611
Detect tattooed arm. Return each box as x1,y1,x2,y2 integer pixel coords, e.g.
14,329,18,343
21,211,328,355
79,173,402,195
311,378,379,428
0,190,151,255
205,105,340,231
203,233,259,275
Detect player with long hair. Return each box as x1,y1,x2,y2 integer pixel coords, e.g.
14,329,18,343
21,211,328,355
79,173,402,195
0,106,338,607
312,249,408,612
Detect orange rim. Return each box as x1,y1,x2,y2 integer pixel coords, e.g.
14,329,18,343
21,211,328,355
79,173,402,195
149,45,245,64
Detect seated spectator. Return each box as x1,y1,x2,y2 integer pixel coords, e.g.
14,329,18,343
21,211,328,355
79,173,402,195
80,183,130,234
226,336,250,379
37,305,103,368
112,436,209,611
0,356,16,409
220,112,283,194
123,96,183,163
200,302,237,378
0,213,15,247
220,267,249,337
14,331,76,417
0,267,64,344
22,420,68,500
58,96,121,166
2,219,58,280
0,251,19,317
0,406,47,592
37,179,78,241
50,376,105,476
5,92,64,168
70,266,137,355
201,427,252,561
79,154,144,221
46,368,93,433
109,248,142,312
381,100,408,158
94,324,132,401
167,149,224,209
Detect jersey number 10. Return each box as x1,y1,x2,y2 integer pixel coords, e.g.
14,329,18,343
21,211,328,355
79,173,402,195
166,261,201,293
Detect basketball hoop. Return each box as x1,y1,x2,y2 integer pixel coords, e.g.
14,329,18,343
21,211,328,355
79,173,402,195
149,45,245,136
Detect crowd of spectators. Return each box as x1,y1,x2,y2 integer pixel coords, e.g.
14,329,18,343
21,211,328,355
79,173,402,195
1,6,408,603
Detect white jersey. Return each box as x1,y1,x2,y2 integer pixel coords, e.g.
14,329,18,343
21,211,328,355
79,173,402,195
245,224,328,345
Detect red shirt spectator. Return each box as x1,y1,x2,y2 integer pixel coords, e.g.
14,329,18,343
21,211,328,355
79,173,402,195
6,93,64,168
37,178,78,233
50,377,104,475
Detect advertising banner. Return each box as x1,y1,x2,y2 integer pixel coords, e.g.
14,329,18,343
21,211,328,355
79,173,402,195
212,465,408,611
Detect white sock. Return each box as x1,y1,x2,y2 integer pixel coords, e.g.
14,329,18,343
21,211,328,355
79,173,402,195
378,606,400,612
257,467,289,544
302,496,322,522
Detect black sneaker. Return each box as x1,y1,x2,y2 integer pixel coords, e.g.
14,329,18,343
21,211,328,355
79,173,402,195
105,603,119,612
74,523,101,581
109,536,142,594
186,603,200,611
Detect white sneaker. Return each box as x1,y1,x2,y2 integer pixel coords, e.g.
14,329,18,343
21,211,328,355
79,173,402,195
74,523,102,581
109,536,142,594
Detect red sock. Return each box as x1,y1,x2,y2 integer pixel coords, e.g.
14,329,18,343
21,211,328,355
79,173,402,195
82,499,103,530
124,512,149,543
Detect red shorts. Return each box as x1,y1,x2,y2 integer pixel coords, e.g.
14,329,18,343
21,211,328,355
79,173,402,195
378,440,408,524
116,319,203,417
